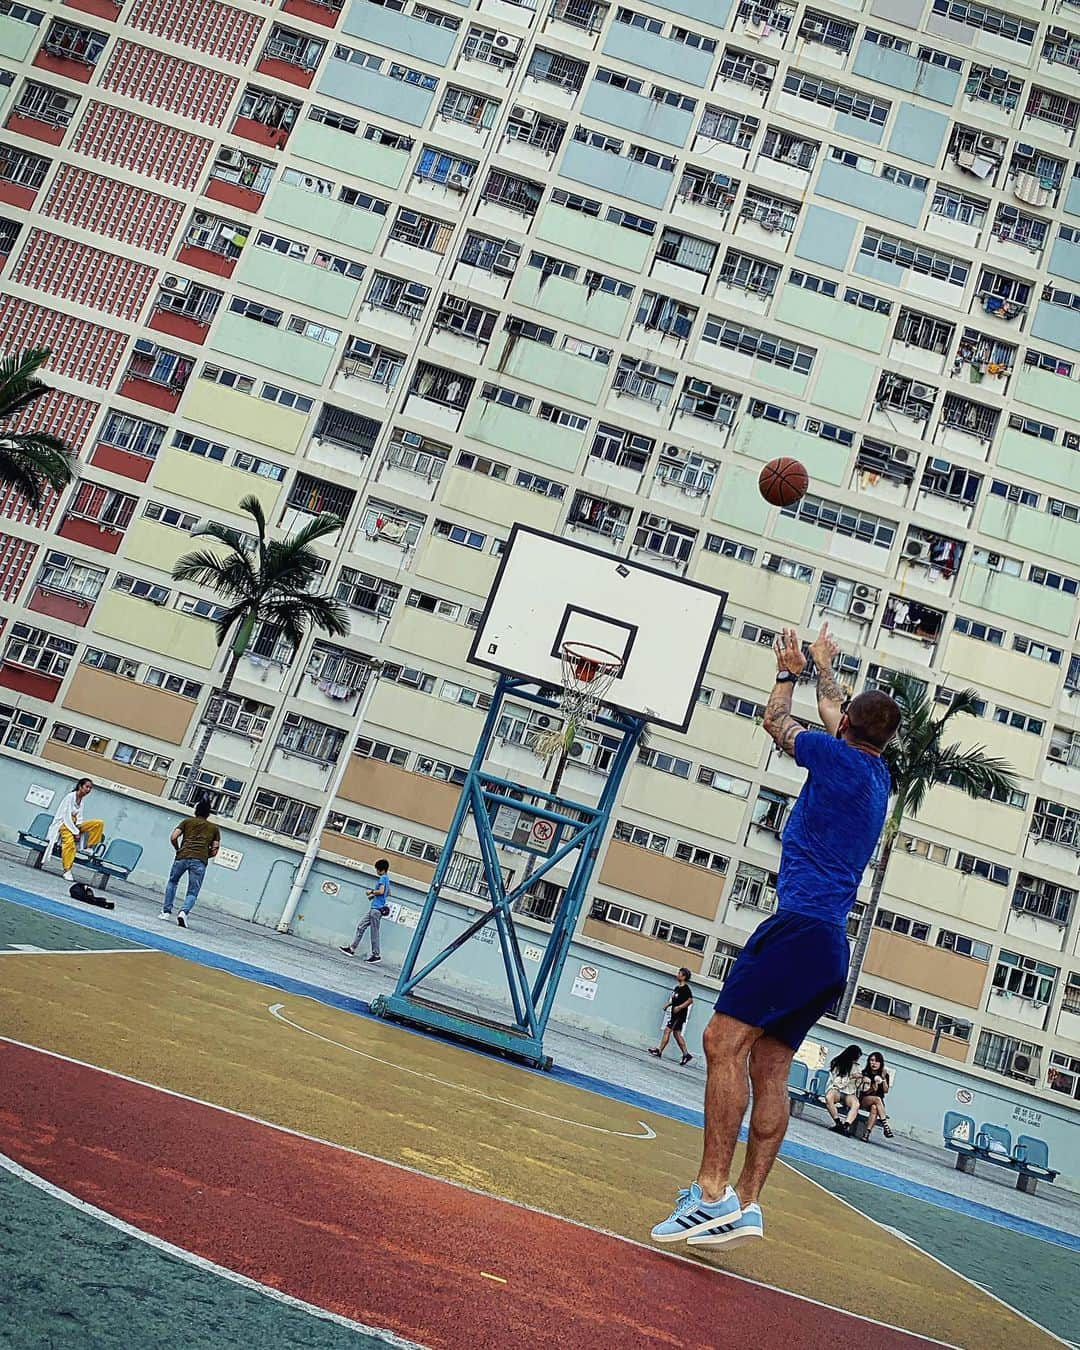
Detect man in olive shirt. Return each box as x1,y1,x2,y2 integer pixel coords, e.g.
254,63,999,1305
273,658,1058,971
160,799,220,928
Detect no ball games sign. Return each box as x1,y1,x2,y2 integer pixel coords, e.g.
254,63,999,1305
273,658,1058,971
492,805,558,855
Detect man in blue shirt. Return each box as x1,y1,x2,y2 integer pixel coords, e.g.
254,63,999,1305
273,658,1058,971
339,859,392,964
652,623,897,1251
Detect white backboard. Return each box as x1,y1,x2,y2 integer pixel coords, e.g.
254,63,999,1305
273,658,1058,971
468,526,726,731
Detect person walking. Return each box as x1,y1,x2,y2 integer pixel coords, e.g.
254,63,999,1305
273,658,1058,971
648,967,695,1066
47,777,105,882
340,859,391,963
651,623,897,1250
160,799,220,928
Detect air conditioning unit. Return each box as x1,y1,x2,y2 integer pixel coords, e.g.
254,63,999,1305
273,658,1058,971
849,599,875,619
687,378,711,396
441,293,468,313
1015,143,1035,158
638,362,658,377
448,173,468,189
854,584,877,601
401,431,423,447
910,383,935,402
493,33,523,53
803,19,825,35
928,456,951,474
805,418,822,434
987,67,1009,84
663,446,688,464
904,537,931,562
350,338,376,359
218,147,244,168
1009,1051,1033,1076
161,275,191,295
535,714,553,730
192,212,210,226
977,134,1001,153
568,740,586,759
398,209,421,226
752,60,772,76
1065,432,1080,451
712,171,731,187
403,282,429,301
1049,744,1068,762
511,105,535,123
133,338,157,356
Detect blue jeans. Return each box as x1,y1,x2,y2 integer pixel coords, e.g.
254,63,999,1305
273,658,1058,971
163,858,207,915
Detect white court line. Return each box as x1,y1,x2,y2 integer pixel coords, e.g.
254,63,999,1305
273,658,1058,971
0,1150,425,1349
789,1158,1067,1347
0,1034,961,1347
0,946,150,956
268,1001,657,1141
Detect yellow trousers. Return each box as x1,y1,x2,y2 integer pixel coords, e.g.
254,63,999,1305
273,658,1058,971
59,820,104,871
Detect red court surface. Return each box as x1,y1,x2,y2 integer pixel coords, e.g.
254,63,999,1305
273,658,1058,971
1,1040,951,1350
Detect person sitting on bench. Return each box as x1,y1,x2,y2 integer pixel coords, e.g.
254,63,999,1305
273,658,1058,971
47,778,105,882
857,1049,894,1140
825,1043,862,1136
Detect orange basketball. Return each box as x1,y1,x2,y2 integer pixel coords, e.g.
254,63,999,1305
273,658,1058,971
759,457,809,508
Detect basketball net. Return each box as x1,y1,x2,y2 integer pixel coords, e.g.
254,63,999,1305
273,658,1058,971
534,642,623,759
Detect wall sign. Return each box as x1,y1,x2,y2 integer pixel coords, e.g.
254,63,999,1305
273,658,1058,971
25,785,54,809
214,848,243,871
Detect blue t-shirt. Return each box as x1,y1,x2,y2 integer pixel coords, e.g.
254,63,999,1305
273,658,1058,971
370,875,391,909
777,731,891,928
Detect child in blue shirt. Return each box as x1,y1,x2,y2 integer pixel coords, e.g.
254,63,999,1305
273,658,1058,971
339,859,392,963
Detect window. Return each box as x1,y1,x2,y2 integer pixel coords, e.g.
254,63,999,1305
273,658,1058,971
728,863,777,912
439,680,491,710
854,988,911,1021
37,552,105,601
276,713,345,764
460,232,520,275
657,227,717,276
590,899,645,932
740,187,799,234
710,941,743,983
705,534,755,563
701,317,815,373
433,519,485,550
463,24,521,68
415,145,477,188
409,362,473,409
788,270,836,298
335,568,399,618
874,909,930,941
526,46,588,92
389,208,453,254
652,920,708,953
248,790,318,839
930,185,987,229
992,951,1057,1004
760,127,818,172
66,482,136,531
638,747,691,779
480,169,542,216
143,501,199,533
896,832,949,865
931,1,1035,45
673,841,729,873
1012,635,1061,667
975,1032,1041,1082
955,853,1010,886
781,494,895,549
82,647,137,680
916,1008,971,1041
989,479,1038,509
1012,875,1075,926
633,512,697,564
367,272,430,317
326,811,381,844
228,297,282,327
2,625,75,678
50,723,108,755
0,701,44,754
719,693,763,721
1029,566,1078,596
936,929,991,961
381,661,436,695
860,231,968,286
762,553,813,583
697,766,751,798
113,742,172,776
783,70,890,124
719,249,781,298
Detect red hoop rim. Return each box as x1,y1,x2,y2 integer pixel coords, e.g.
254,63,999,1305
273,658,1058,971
561,640,623,686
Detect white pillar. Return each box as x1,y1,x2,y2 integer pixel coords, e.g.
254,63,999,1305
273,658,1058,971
276,663,382,934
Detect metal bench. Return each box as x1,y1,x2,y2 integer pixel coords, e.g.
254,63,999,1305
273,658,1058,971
789,1065,894,1140
943,1113,1059,1194
18,812,143,890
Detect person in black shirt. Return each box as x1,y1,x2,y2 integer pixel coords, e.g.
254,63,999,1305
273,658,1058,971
648,967,695,1066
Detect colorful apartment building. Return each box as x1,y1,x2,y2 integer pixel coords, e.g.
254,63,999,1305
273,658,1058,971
1,0,1079,1104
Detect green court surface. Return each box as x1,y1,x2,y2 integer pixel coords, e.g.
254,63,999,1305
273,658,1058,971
0,1168,402,1350
792,1162,1078,1346
0,901,145,954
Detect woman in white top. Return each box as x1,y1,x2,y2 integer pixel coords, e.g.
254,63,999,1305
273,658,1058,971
825,1043,862,1136
46,778,105,881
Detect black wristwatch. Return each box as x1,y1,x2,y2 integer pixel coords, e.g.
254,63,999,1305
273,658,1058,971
775,671,798,684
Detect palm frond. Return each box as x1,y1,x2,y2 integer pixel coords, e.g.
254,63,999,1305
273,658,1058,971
934,743,1019,799
0,348,52,418
934,686,987,726
171,548,251,593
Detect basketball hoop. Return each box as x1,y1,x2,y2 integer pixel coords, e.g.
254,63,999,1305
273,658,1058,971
534,641,623,758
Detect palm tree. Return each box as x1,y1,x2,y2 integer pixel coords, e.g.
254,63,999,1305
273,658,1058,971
0,348,76,509
172,494,350,794
837,675,1020,1022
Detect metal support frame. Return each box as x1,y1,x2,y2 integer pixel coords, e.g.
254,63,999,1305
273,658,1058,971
371,674,644,1067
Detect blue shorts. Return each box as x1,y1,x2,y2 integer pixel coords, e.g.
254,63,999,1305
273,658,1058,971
713,910,849,1050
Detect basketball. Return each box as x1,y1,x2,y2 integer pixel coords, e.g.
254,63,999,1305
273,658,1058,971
759,457,809,507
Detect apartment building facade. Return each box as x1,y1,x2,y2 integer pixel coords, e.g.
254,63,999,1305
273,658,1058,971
1,0,1079,1106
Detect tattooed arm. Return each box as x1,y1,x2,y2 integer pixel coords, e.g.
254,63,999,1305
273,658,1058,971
808,622,844,735
763,628,807,755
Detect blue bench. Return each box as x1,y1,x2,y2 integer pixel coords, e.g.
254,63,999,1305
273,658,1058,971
788,1063,892,1141
943,1112,1059,1194
18,812,143,891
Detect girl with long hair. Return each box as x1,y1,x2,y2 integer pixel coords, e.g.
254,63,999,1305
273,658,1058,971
858,1049,894,1139
825,1043,862,1135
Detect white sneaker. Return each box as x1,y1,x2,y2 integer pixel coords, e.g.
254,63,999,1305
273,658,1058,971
176,913,187,928
158,911,171,921
63,871,74,882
